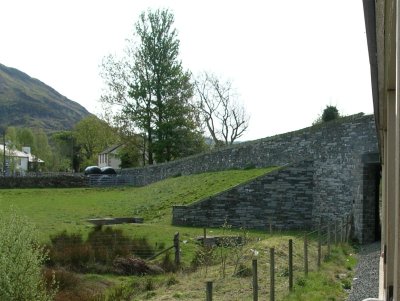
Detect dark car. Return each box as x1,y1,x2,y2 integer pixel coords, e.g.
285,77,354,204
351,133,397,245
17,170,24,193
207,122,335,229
84,166,102,175
101,166,117,175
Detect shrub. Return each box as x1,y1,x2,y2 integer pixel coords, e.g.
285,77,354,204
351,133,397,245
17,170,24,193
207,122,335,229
160,252,177,272
233,263,252,277
43,268,80,290
0,210,57,301
191,245,215,269
113,256,164,276
48,227,156,273
48,231,93,269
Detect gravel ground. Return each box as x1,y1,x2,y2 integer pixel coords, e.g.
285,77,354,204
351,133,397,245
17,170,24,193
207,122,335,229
346,241,381,301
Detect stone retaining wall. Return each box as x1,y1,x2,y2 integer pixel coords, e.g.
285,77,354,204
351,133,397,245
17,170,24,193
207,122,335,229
150,113,377,243
0,175,87,188
173,160,314,230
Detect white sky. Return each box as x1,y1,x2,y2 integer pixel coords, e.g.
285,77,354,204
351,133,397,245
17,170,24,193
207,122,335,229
1,0,373,141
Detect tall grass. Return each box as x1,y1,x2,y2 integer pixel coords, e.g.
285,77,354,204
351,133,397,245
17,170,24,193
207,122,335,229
47,227,156,273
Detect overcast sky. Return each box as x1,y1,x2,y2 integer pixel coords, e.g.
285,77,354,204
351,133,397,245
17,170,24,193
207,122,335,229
1,0,373,141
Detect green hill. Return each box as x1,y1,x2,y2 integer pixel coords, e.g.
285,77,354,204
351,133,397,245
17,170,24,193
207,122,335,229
0,63,90,132
0,168,275,240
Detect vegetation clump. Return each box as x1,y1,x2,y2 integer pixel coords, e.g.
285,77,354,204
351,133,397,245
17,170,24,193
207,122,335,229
0,210,57,301
47,227,157,274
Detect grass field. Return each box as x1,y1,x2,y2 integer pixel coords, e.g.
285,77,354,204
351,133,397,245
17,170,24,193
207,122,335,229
0,167,357,300
0,167,277,245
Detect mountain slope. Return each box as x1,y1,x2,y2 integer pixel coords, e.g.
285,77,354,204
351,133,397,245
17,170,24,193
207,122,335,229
0,63,90,131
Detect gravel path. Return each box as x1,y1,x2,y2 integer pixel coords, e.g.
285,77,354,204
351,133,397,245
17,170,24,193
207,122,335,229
346,241,381,301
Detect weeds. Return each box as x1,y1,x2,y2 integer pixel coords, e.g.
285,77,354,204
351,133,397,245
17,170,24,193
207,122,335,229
47,227,156,273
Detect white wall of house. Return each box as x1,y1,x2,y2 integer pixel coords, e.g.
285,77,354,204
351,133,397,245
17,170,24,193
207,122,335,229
98,146,122,169
0,145,43,174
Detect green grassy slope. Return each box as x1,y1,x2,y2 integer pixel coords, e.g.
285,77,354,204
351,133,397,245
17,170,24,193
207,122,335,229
0,167,277,242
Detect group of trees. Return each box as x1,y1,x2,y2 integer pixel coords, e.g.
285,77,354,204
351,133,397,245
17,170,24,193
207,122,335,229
3,10,343,173
100,9,249,164
1,116,122,172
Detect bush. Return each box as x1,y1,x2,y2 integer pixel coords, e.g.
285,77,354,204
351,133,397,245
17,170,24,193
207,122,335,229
48,227,156,272
160,252,178,273
233,263,252,277
0,210,57,301
43,268,80,290
191,245,215,269
48,231,92,269
113,257,163,276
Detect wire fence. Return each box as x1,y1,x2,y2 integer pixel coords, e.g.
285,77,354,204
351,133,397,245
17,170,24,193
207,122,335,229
87,174,137,187
45,215,353,299
202,214,352,301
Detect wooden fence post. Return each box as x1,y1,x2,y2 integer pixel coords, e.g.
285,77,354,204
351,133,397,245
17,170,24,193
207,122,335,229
174,232,180,265
270,248,275,301
206,281,213,301
289,239,293,291
269,222,273,235
203,228,207,246
252,259,258,301
304,233,308,276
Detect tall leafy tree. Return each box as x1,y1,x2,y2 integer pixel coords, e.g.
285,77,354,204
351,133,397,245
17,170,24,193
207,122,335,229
73,116,119,169
51,131,77,171
101,9,203,164
32,129,52,171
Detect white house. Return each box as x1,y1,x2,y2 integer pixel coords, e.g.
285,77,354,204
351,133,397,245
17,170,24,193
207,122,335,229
98,144,123,169
0,145,44,175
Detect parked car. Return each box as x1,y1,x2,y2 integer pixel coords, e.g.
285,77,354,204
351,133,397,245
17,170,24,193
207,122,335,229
84,166,102,175
100,166,117,175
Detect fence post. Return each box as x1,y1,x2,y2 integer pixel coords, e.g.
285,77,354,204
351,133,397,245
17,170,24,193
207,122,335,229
289,239,293,291
203,228,207,246
206,281,213,301
174,232,180,265
317,225,322,268
304,233,308,276
327,223,331,257
252,259,258,301
270,248,275,301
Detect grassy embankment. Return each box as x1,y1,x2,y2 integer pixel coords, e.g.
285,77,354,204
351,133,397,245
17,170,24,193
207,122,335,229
0,168,277,259
0,167,356,300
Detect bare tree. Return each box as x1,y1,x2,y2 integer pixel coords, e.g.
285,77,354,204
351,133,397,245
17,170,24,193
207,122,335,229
195,72,249,146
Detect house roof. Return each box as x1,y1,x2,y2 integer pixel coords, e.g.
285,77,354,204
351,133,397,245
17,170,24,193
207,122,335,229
0,145,44,163
99,143,124,155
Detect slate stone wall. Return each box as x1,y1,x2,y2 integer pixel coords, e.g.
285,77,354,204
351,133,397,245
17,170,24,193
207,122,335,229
173,160,315,230
0,175,87,188
122,114,379,242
